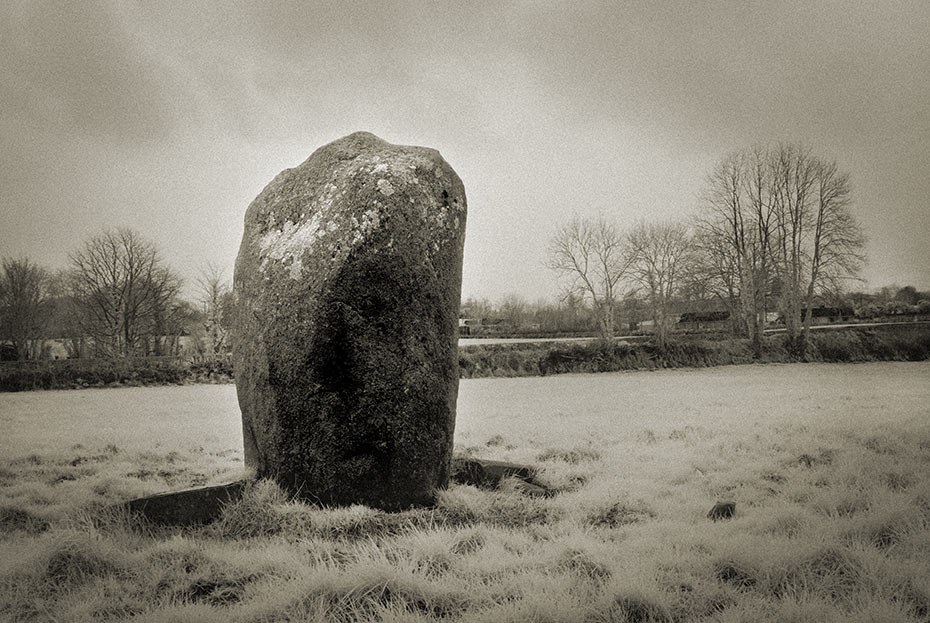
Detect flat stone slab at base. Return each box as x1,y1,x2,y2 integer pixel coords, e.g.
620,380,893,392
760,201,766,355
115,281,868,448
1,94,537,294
451,457,552,496
122,457,551,527
124,480,249,526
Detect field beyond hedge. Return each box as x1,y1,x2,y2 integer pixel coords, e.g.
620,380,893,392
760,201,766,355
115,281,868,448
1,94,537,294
2,324,929,392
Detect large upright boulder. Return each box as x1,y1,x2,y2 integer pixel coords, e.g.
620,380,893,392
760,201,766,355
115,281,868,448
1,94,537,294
232,132,466,510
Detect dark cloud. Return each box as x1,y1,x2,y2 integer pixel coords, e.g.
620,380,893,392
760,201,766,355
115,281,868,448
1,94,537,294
0,0,184,142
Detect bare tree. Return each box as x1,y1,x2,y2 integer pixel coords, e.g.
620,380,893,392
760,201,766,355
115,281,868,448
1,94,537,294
620,291,648,335
800,158,865,345
0,257,51,360
698,144,866,356
687,226,738,311
770,143,818,350
744,145,779,351
68,229,183,357
197,263,233,358
547,215,630,340
498,293,530,329
559,291,594,332
161,298,200,356
44,269,88,358
460,296,494,321
768,144,867,352
695,149,775,356
626,219,695,346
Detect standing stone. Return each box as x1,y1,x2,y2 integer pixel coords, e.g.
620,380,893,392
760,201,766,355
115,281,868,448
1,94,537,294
232,132,466,511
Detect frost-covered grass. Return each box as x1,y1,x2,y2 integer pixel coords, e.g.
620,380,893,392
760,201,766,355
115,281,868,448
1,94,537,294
2,363,929,621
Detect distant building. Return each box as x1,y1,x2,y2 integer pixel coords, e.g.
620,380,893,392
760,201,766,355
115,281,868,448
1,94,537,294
458,318,478,336
677,310,731,332
803,307,854,325
458,317,513,337
0,343,16,361
777,307,854,325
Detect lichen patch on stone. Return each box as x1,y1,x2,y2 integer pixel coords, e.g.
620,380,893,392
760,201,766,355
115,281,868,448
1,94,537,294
257,214,323,279
350,208,382,245
377,178,395,196
257,203,388,279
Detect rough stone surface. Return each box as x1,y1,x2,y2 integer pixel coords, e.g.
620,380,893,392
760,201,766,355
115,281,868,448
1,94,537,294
125,481,248,526
232,132,466,511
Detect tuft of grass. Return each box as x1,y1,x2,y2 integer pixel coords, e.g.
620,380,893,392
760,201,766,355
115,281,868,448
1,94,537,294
842,507,921,550
0,529,133,601
667,425,712,442
797,447,835,467
776,546,866,603
211,480,411,541
880,471,915,492
808,487,872,518
450,530,486,556
586,500,656,528
598,589,672,623
261,563,471,622
485,434,506,447
536,446,601,464
146,539,262,606
0,506,50,535
713,558,760,591
554,547,612,582
435,485,559,528
863,434,903,455
758,507,813,538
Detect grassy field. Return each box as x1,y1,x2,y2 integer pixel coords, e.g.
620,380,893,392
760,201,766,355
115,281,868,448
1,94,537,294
1,363,929,621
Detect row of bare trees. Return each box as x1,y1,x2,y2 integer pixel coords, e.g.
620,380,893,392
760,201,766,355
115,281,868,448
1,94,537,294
461,292,599,336
695,144,865,355
547,216,630,340
548,217,694,345
1,229,233,360
548,144,866,353
0,143,870,359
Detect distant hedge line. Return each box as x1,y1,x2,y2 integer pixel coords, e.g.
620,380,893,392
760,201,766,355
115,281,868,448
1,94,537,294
458,324,930,378
2,325,928,391
0,357,233,392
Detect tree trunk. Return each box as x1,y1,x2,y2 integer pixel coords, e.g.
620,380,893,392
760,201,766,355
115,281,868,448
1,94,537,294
751,313,763,359
800,279,816,353
596,299,615,341
655,297,669,348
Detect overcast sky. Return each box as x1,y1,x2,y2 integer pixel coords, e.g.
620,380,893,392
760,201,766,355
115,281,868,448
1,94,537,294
2,1,928,302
